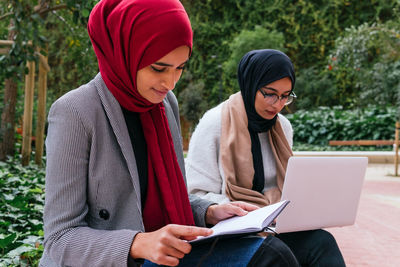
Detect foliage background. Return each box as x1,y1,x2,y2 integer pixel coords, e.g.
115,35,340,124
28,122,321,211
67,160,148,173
0,156,45,266
287,106,398,146
1,0,400,265
181,0,400,111
1,0,399,122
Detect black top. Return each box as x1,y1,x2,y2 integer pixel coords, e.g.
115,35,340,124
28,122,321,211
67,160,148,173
121,107,148,208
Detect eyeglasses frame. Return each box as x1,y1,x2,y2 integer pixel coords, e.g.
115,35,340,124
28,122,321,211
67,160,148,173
258,87,296,105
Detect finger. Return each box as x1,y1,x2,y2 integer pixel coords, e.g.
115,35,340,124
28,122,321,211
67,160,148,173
231,201,259,211
166,237,193,255
156,255,180,267
181,235,199,241
149,242,181,266
226,204,248,216
163,245,187,259
159,227,192,255
168,224,213,238
151,237,191,266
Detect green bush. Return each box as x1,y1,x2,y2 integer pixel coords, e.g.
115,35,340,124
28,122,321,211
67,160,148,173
329,22,400,108
0,156,45,266
46,15,99,101
294,67,338,109
359,61,400,107
179,71,208,124
222,26,286,96
286,105,398,147
182,0,400,108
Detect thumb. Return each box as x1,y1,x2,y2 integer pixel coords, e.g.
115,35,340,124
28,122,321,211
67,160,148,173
229,205,248,216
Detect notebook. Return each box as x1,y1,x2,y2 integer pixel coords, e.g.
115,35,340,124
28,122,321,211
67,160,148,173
270,156,368,234
190,200,289,243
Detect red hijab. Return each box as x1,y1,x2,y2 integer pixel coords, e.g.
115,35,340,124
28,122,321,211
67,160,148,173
88,0,195,231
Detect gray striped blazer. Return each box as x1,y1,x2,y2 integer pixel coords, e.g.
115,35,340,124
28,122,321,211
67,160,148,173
39,73,212,267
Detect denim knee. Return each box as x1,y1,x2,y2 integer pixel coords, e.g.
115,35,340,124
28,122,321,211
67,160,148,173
247,235,299,267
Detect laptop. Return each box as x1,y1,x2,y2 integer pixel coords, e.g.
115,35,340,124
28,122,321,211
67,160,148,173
271,156,368,234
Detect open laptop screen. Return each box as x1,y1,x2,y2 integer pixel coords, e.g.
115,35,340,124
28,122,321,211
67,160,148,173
275,156,368,234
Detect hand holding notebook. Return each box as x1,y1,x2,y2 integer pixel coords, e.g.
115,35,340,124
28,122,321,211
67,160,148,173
190,200,290,243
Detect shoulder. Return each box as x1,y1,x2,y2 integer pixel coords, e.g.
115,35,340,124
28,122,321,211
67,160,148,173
188,103,223,151
278,114,293,133
164,91,178,109
48,76,105,136
163,91,179,119
277,113,293,146
194,103,223,134
50,77,101,115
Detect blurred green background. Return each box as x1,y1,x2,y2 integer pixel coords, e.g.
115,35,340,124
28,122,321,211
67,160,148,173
1,2,400,264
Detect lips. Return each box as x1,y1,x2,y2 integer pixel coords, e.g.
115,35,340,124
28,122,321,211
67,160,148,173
265,110,277,116
152,87,168,97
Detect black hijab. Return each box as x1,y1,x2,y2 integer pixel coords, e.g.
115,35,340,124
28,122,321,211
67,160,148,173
237,49,295,193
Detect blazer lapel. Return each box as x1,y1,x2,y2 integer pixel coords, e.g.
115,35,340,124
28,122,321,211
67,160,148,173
93,73,142,214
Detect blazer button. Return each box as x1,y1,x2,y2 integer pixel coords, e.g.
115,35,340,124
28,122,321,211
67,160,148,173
99,209,110,220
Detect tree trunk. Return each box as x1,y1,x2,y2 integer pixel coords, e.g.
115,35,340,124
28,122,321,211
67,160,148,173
0,20,17,161
0,79,17,161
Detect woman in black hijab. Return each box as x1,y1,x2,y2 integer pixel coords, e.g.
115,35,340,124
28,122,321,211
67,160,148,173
239,49,296,194
186,49,346,266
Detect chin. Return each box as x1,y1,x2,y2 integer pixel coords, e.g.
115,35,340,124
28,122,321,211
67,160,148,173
151,91,168,104
263,113,279,120
146,94,166,104
262,115,275,120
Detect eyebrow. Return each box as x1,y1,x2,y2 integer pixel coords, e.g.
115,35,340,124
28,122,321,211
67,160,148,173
153,59,188,67
263,86,291,94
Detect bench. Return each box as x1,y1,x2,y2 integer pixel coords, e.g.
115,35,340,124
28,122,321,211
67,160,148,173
328,121,400,176
329,140,395,146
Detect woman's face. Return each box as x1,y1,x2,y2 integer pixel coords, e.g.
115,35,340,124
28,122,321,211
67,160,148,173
136,45,190,104
254,77,292,120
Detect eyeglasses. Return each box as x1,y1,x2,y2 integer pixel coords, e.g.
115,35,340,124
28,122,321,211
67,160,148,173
258,87,296,105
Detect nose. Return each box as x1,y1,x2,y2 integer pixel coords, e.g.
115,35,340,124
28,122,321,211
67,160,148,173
161,72,176,91
272,98,286,109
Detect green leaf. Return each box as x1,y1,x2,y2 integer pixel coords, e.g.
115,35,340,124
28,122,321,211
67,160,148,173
3,193,14,201
29,188,42,194
21,235,41,246
37,230,44,237
9,196,27,209
6,244,35,258
0,233,17,249
82,9,90,18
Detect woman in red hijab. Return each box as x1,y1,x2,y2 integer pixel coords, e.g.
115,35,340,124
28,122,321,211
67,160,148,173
39,0,300,266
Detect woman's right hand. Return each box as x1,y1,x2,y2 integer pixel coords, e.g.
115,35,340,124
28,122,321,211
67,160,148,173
130,224,213,266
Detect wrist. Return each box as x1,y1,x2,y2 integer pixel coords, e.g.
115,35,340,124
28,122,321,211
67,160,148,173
130,232,145,259
205,204,218,225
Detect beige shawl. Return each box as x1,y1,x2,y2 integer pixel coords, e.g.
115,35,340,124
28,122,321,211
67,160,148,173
221,92,293,207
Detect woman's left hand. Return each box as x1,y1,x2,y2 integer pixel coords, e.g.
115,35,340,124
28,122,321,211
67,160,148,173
205,201,259,226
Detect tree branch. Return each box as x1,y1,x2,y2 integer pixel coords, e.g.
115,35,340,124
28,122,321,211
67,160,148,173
50,10,75,34
0,12,12,21
36,4,68,16
0,4,68,21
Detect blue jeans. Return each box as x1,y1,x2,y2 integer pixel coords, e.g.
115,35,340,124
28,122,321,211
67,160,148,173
143,235,299,267
276,229,346,267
